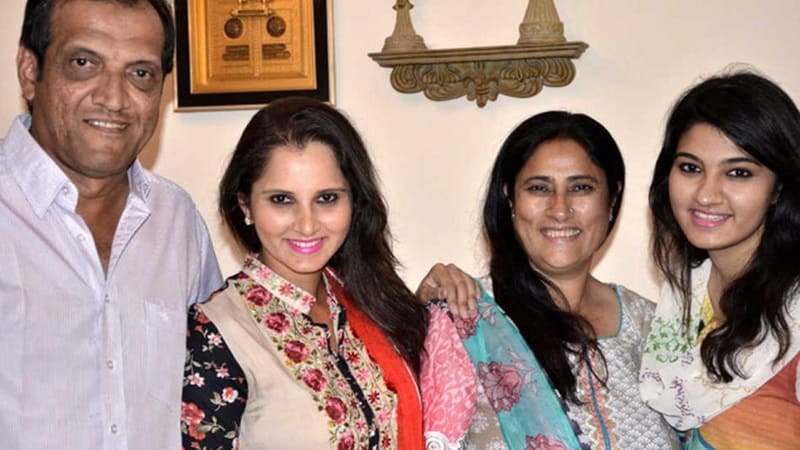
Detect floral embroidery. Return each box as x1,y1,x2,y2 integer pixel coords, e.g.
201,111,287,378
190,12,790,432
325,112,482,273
285,340,310,363
236,254,399,449
326,397,349,423
264,311,290,333
302,368,329,392
642,315,694,363
246,285,273,306
182,256,402,449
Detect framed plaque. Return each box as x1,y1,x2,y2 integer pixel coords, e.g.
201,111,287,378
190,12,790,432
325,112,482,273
174,0,334,111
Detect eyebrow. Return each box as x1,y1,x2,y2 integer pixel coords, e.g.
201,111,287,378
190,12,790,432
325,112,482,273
673,151,763,166
257,187,349,195
520,174,601,184
66,45,161,69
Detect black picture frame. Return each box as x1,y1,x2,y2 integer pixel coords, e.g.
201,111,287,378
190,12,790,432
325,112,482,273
174,0,334,111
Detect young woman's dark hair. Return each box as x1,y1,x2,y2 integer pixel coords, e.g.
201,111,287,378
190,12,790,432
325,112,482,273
219,97,428,372
649,71,800,382
483,110,626,403
20,0,175,74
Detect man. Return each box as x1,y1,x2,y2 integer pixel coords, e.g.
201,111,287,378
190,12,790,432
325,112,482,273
0,1,222,449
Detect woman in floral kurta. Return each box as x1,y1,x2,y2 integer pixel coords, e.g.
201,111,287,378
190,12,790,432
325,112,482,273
183,259,405,449
182,98,431,450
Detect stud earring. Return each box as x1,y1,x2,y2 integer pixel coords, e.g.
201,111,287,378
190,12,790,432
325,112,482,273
568,207,575,214
244,216,253,226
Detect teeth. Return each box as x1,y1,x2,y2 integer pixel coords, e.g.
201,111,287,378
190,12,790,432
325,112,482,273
290,239,322,248
694,211,727,221
543,229,580,238
87,120,127,130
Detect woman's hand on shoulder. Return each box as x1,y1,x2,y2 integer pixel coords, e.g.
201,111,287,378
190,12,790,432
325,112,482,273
416,263,479,320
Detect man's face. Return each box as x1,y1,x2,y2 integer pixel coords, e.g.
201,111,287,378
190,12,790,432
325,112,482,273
18,0,165,183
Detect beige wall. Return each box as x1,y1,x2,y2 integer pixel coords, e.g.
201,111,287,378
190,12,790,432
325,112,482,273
3,1,799,301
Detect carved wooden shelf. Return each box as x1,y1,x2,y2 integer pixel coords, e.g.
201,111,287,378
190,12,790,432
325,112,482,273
368,0,588,108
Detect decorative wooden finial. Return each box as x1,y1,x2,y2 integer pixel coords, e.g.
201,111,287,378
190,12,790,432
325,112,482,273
518,0,566,44
382,0,427,52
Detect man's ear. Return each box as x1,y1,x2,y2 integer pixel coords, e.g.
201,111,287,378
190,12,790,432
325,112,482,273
17,45,39,105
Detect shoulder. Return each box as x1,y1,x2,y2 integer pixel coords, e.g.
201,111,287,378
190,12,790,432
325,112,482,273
613,283,656,332
477,275,494,297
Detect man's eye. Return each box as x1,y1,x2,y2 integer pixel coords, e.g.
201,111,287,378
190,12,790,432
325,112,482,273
70,57,93,69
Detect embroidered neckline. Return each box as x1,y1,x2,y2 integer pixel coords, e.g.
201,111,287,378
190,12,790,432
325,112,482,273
241,253,318,314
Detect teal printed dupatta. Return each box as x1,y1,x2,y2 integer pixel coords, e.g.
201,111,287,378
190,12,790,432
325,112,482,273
457,279,584,450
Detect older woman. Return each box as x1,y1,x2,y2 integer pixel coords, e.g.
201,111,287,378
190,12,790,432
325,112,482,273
427,111,679,449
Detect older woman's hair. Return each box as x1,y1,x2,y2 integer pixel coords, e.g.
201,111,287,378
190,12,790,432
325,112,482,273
483,111,626,403
219,97,428,371
649,71,800,382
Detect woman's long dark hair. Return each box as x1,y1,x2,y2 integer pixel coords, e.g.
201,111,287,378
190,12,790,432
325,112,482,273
484,111,625,403
649,72,800,381
219,97,428,372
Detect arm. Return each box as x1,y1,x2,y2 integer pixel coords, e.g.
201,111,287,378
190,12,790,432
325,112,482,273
182,305,248,450
416,263,480,319
189,209,223,306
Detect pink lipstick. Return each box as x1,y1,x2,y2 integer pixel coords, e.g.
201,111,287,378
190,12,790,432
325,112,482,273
286,238,325,254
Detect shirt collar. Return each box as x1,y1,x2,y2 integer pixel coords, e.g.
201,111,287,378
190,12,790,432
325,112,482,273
4,114,151,217
5,115,70,218
127,158,151,201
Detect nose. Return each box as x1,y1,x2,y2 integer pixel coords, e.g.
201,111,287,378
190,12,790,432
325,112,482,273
295,205,320,236
92,71,129,112
547,191,573,220
695,174,722,206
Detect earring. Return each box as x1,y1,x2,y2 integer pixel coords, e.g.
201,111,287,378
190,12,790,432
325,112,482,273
568,207,575,214
510,207,516,219
244,216,253,226
609,213,614,222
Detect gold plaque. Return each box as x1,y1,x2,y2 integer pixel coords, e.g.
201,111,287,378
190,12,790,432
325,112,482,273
175,0,334,110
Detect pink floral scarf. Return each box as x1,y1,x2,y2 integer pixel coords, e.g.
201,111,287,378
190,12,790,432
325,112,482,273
420,305,478,450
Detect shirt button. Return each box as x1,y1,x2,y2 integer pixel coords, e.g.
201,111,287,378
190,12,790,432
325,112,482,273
106,360,114,370
105,295,110,304
110,424,118,434
77,234,86,242
61,186,69,195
